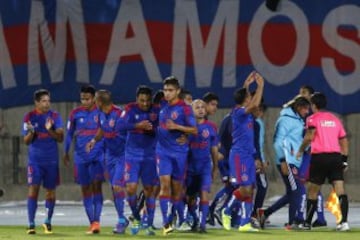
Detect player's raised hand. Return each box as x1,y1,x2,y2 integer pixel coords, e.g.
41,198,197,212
243,71,256,89
254,72,264,87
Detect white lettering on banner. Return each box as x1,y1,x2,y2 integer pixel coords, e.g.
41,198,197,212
0,17,16,89
28,0,89,85
248,1,309,86
322,5,360,95
172,0,238,87
100,0,161,85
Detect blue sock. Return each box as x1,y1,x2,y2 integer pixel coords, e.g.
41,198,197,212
159,196,171,226
93,192,103,222
83,194,94,223
146,197,156,226
27,196,37,227
233,201,242,226
224,195,240,216
113,189,125,219
127,194,140,220
200,201,209,228
45,198,55,224
240,201,253,226
316,192,326,222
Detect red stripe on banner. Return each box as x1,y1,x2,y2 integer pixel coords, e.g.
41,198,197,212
2,22,358,72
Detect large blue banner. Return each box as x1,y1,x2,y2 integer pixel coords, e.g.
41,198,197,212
0,0,359,113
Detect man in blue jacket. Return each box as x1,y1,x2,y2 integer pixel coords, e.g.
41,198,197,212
258,97,310,229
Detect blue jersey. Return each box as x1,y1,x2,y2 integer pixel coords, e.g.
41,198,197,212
254,118,265,162
99,105,126,163
157,100,196,153
122,102,160,158
188,120,218,173
231,106,255,155
22,109,63,165
64,105,104,163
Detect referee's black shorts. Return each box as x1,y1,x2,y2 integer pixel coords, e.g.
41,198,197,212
309,153,344,185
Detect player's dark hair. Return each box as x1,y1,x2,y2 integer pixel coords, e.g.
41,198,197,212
80,84,96,96
179,88,192,100
136,85,152,97
233,88,248,105
301,85,315,95
291,96,310,110
96,89,112,105
311,92,327,109
202,92,219,103
153,90,164,104
33,89,50,102
163,76,180,89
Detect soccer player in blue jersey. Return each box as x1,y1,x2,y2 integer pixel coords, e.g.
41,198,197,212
186,99,219,233
156,76,197,235
122,85,160,235
63,85,104,234
86,90,128,234
202,92,219,116
22,89,64,234
221,71,264,232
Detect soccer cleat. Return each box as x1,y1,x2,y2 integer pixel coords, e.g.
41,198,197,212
221,209,232,230
336,222,350,231
27,226,36,235
257,208,266,229
298,222,311,230
130,219,140,235
312,220,327,228
162,224,174,236
238,223,259,232
145,227,156,236
177,221,192,231
42,223,53,234
113,218,129,234
86,221,100,234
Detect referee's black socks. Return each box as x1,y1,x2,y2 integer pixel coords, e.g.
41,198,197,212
338,194,349,223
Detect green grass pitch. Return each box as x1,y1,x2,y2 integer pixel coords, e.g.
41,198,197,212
0,226,358,240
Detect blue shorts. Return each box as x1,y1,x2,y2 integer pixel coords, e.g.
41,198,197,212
299,152,311,182
27,163,59,190
156,150,187,182
229,150,256,186
74,161,104,186
104,155,125,187
125,155,159,186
